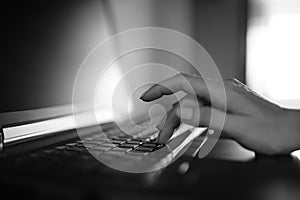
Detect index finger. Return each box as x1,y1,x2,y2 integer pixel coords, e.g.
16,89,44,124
140,73,209,100
140,73,226,110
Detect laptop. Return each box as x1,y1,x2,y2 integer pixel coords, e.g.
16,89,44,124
0,0,249,199
0,104,208,173
0,0,210,173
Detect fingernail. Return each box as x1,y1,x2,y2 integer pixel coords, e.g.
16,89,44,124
177,106,193,121
139,91,148,100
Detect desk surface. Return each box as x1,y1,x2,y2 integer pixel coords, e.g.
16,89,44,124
161,140,300,200
1,138,300,200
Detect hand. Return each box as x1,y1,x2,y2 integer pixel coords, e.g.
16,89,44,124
140,73,300,155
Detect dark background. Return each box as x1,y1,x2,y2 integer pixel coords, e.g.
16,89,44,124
0,0,247,113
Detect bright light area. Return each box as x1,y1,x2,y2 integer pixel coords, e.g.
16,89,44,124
3,109,113,144
247,0,300,108
291,150,300,160
94,61,131,123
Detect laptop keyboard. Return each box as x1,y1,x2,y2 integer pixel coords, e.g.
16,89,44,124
0,121,208,198
48,135,165,160
39,123,166,164
0,122,207,178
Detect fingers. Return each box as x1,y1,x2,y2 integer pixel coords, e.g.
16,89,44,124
140,73,210,102
140,84,175,102
140,73,228,110
140,74,254,114
140,74,252,143
156,95,247,144
157,95,205,144
157,106,180,144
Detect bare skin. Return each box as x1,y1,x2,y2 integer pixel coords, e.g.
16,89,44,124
140,73,300,155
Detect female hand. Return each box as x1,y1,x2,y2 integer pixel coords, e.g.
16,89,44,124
140,73,300,155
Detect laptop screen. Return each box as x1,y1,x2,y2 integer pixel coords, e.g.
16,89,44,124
1,0,114,113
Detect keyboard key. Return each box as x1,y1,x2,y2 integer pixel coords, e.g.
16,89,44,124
100,143,118,148
55,146,68,150
83,144,97,148
111,139,126,145
131,138,144,141
91,146,112,152
119,143,139,149
134,146,155,152
91,138,110,142
112,147,131,152
92,135,107,139
143,142,164,148
141,143,157,148
76,143,85,147
136,137,150,142
83,137,96,141
66,147,84,152
112,137,128,141
82,141,104,145
66,143,77,147
126,140,143,145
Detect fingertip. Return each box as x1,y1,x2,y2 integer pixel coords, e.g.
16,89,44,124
157,125,174,144
157,133,168,144
139,91,148,101
139,85,156,101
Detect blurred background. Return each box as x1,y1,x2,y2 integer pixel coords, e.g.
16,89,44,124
1,0,300,113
